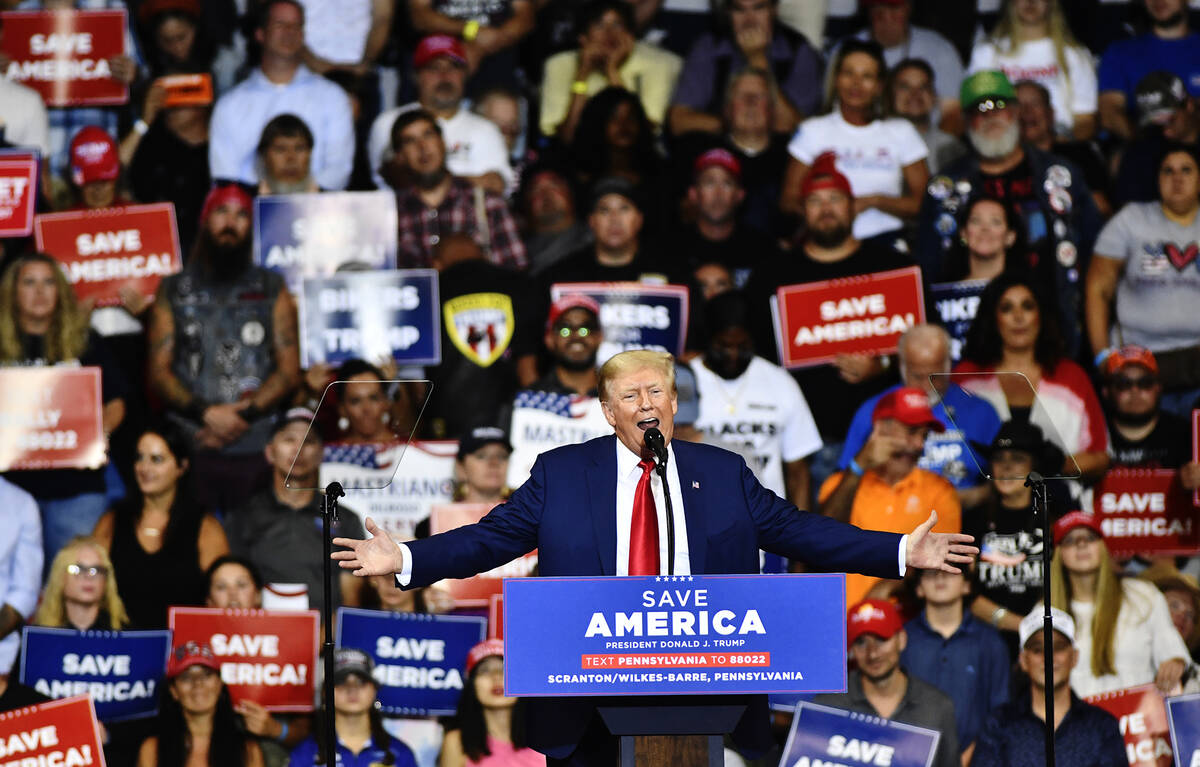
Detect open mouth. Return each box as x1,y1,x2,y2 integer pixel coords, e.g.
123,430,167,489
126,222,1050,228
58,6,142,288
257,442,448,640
637,417,659,431
492,686,504,696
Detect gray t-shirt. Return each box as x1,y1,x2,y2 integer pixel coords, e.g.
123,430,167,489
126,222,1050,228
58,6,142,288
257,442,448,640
1093,201,1200,352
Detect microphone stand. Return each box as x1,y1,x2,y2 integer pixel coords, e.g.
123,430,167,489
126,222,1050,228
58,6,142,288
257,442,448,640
1025,471,1054,767
321,481,344,767
654,453,676,577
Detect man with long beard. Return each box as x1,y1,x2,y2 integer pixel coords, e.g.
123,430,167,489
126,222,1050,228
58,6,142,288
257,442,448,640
390,109,526,270
147,184,301,511
915,69,1101,360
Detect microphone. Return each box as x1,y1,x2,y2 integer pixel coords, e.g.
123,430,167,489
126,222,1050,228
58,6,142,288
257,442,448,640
644,427,668,466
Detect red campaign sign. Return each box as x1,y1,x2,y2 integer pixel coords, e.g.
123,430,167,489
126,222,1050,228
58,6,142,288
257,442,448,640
775,266,925,369
35,203,182,307
488,594,503,640
1089,468,1199,557
168,608,318,712
0,695,105,767
0,367,104,471
429,504,537,608
0,152,38,238
1085,685,1172,767
0,10,128,107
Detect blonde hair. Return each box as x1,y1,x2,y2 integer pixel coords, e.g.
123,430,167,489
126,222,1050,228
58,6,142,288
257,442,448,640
1049,539,1122,678
991,0,1080,119
0,253,90,363
598,350,676,402
33,537,130,629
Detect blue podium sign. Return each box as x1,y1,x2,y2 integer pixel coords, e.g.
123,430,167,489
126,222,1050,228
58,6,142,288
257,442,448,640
1168,693,1200,767
502,574,846,697
336,607,486,716
19,627,171,722
549,282,689,364
780,702,940,767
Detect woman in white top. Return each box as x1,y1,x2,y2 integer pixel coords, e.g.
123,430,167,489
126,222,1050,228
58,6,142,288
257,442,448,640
780,39,929,240
1049,512,1190,698
968,0,1097,139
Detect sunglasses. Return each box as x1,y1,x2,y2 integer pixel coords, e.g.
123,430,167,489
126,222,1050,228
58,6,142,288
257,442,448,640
1111,375,1157,392
973,98,1009,115
66,564,108,578
555,324,596,338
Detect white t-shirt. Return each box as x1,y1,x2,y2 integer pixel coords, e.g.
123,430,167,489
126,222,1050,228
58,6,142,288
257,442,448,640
968,37,1098,135
787,111,928,240
688,356,823,498
298,0,372,64
367,104,516,190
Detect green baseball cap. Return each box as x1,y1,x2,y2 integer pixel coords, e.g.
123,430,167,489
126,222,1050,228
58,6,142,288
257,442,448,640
960,70,1016,108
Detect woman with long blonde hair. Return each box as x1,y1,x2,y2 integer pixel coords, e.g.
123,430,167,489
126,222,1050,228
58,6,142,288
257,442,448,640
33,536,130,631
0,254,128,571
968,0,1097,139
1049,512,1190,696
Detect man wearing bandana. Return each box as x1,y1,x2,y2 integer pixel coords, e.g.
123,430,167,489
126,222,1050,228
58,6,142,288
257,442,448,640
147,183,301,512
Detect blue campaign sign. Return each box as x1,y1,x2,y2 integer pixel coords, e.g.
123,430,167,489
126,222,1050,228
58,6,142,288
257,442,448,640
1168,693,1200,767
18,627,171,722
337,607,487,716
780,702,940,767
930,280,987,362
549,282,689,364
298,269,440,367
502,574,846,697
253,191,398,295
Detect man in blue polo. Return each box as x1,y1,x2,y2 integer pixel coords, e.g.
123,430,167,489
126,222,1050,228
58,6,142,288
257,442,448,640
838,324,1001,508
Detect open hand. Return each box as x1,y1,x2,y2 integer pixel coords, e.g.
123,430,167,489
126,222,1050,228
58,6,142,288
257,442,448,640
234,699,282,739
332,517,405,577
905,511,977,574
1155,657,1187,696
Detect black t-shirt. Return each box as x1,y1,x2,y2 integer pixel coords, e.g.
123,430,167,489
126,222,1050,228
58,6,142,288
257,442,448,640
979,156,1056,286
0,681,50,713
744,240,907,440
129,121,211,254
424,259,535,439
675,222,778,290
1109,413,1192,470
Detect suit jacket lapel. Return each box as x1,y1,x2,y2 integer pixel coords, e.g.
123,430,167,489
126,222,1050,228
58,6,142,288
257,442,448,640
586,435,618,575
673,441,708,575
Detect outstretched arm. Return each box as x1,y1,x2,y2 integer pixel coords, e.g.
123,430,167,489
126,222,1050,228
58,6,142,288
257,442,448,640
905,511,977,573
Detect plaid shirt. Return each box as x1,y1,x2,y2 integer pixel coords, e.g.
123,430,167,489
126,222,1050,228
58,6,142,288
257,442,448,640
395,177,527,270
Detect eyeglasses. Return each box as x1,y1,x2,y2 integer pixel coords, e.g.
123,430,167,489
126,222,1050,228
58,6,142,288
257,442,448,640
66,564,108,578
973,98,1009,115
556,324,596,338
1111,375,1157,392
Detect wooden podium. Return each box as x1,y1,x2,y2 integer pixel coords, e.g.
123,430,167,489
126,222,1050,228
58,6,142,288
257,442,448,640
597,698,747,767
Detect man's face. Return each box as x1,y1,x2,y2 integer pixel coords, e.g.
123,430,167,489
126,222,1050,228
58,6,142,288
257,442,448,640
891,65,934,122
691,167,743,226
693,263,733,300
849,630,905,683
1146,0,1185,25
729,0,774,42
876,417,929,476
527,172,574,230
705,325,754,380
601,365,678,456
416,57,466,113
967,98,1020,160
589,194,643,251
580,10,632,55
396,119,447,180
1105,364,1161,423
869,1,911,48
267,421,322,480
899,337,950,397
915,569,970,607
263,134,312,185
803,188,853,247
546,307,602,370
726,73,771,135
258,2,304,61
1016,83,1053,145
1019,629,1077,692
206,201,251,248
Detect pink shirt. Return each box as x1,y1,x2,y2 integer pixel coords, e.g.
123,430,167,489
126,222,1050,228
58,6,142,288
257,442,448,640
468,737,546,767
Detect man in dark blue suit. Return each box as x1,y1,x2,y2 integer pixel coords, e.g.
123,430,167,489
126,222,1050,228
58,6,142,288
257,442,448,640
334,350,976,765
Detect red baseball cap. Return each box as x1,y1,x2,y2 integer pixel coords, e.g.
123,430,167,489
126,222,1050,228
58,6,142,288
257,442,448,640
693,148,742,181
872,387,945,432
547,293,601,330
414,35,468,68
167,641,221,679
1052,510,1105,546
846,599,904,647
799,152,853,199
465,638,505,676
1104,345,1158,377
199,183,254,224
69,126,119,186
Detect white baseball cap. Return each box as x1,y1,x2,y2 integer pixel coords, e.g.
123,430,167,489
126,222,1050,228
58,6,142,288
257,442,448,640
1018,606,1075,649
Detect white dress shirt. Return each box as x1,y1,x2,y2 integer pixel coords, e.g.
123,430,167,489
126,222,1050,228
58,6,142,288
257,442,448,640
0,478,43,671
614,440,690,576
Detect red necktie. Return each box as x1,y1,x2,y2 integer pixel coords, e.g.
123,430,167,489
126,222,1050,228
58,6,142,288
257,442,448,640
629,459,660,576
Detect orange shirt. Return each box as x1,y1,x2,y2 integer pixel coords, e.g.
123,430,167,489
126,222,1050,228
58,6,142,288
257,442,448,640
819,468,961,606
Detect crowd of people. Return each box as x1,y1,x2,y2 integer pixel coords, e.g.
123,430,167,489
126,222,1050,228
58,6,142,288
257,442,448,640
2,0,1200,764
